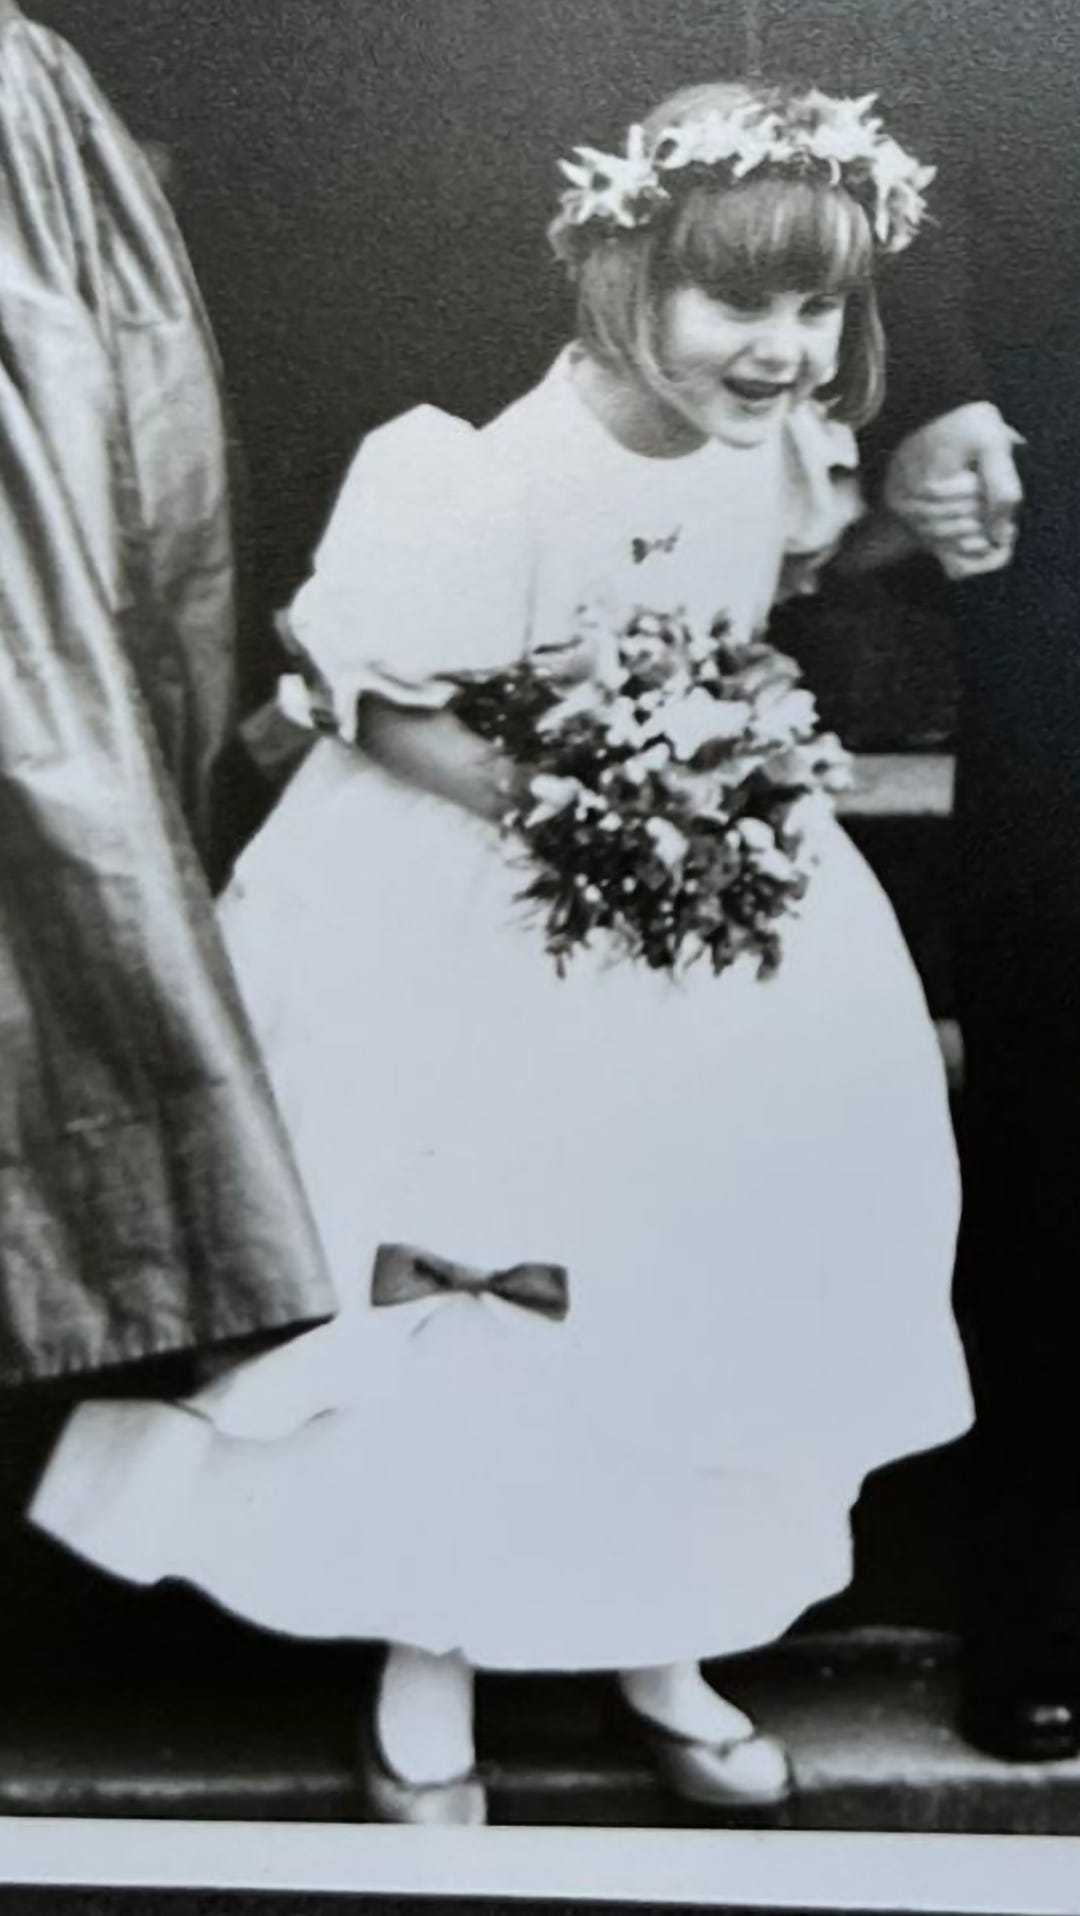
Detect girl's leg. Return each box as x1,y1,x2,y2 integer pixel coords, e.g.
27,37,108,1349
375,1643,477,1784
617,1661,755,1742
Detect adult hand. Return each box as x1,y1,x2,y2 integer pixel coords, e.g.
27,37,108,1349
883,402,1024,580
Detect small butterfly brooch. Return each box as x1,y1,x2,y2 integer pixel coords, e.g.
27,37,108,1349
631,529,681,565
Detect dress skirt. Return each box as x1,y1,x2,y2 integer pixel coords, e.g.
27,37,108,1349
32,739,971,1670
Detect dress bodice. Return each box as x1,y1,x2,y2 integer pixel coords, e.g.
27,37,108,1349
484,348,793,664
285,346,863,728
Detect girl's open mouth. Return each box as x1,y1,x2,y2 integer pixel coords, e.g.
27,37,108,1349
724,376,793,408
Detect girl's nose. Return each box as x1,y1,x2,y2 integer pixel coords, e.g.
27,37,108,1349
746,315,804,373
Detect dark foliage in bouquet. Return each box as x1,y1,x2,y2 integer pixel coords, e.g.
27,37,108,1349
451,609,852,978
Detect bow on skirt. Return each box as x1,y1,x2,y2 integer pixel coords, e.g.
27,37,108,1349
371,1243,570,1322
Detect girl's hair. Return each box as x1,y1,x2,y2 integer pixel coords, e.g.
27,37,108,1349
571,81,886,428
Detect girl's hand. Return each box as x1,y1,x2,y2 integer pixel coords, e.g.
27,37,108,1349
355,698,522,825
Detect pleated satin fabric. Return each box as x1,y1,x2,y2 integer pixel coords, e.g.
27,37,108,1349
0,2,334,1382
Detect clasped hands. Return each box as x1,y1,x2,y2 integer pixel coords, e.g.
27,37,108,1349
883,400,1024,579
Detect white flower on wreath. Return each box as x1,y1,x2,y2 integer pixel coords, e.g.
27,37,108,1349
870,136,936,250
552,90,934,259
559,124,660,227
800,90,882,174
656,104,780,177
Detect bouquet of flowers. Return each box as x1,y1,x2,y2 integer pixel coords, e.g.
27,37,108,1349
451,607,853,980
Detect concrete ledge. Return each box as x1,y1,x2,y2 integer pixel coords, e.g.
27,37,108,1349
838,754,955,820
3,1629,1080,1833
937,1017,963,1092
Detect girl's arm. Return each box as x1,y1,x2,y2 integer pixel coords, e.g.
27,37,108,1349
355,696,521,824
829,504,921,575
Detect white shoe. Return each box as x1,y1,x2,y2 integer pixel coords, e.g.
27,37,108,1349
621,1695,792,1808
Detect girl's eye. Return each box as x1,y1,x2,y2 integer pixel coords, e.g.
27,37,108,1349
801,295,845,320
718,295,768,318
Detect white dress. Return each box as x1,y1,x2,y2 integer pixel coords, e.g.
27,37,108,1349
31,351,971,1671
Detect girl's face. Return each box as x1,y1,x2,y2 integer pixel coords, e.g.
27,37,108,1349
656,284,847,448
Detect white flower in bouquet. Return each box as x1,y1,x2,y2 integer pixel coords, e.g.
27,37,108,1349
649,688,753,760
620,740,674,786
777,791,835,868
764,733,852,794
730,651,800,701
736,817,776,853
737,817,799,885
605,695,654,750
535,680,602,734
617,606,683,662
637,686,673,715
685,624,723,671
757,845,801,884
448,600,853,980
750,685,820,741
525,774,605,826
811,732,856,792
645,816,690,871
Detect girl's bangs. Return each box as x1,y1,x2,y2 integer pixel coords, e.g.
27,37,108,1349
666,174,873,300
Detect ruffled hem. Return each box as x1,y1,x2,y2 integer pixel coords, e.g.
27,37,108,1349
30,1397,854,1670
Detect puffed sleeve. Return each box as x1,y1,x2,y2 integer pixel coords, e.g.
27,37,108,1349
778,402,866,601
280,406,533,740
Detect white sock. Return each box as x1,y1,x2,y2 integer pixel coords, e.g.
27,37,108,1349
375,1644,477,1784
618,1662,754,1744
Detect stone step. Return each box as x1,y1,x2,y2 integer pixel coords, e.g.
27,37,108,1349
3,1630,1080,1835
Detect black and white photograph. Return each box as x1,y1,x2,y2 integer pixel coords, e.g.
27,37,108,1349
0,0,1077,1906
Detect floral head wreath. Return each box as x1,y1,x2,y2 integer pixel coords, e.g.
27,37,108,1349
549,87,935,271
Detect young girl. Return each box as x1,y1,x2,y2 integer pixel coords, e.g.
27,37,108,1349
32,81,976,1822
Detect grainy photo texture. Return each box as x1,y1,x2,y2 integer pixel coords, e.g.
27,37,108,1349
0,0,1077,1892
